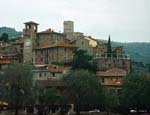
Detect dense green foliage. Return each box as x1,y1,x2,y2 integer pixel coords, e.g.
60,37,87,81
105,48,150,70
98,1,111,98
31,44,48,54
0,33,9,42
0,27,22,39
0,64,34,115
71,49,97,73
120,73,150,112
104,87,120,113
62,70,104,112
38,88,59,105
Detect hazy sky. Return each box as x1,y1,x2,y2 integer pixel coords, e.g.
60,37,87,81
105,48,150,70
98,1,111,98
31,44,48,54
0,0,150,42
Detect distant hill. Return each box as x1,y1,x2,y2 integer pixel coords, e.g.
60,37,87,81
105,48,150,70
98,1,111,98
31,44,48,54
0,27,22,39
98,39,150,64
112,41,150,64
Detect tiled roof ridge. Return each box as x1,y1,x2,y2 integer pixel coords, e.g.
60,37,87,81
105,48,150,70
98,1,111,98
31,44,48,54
24,21,39,25
36,41,78,49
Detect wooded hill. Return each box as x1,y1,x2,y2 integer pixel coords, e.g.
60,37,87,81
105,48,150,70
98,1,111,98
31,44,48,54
0,27,22,39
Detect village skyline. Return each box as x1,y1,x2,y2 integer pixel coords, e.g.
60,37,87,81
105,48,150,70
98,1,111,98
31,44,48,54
0,0,150,42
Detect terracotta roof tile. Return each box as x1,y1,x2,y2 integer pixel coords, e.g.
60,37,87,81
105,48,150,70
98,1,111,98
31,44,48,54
96,68,127,77
0,53,18,57
48,66,71,73
102,80,122,86
36,42,78,49
0,60,12,64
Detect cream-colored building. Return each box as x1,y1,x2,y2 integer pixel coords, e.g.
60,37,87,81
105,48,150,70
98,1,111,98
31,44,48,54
84,36,98,47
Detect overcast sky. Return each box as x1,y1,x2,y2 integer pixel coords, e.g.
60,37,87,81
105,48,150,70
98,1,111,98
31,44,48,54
0,0,150,42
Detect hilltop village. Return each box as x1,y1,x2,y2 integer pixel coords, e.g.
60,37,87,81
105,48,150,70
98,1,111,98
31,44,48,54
0,21,131,92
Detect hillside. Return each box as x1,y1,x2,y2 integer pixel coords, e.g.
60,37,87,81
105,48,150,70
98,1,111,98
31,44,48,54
0,27,22,39
98,39,150,64
112,42,150,64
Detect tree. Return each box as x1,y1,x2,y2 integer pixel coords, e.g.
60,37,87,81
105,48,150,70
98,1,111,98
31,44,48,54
146,63,150,72
0,64,34,115
0,32,9,42
120,73,150,113
71,49,97,73
38,87,59,105
107,35,112,53
62,70,104,113
104,87,120,114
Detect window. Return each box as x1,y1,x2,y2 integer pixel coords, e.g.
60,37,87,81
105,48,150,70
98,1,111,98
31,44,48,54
41,50,43,54
39,73,42,77
122,61,125,65
35,50,37,54
20,49,23,53
102,78,104,83
82,41,84,45
41,58,43,62
52,73,55,77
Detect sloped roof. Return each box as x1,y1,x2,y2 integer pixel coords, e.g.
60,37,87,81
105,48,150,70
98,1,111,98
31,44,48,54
48,66,71,73
36,42,78,49
0,60,12,64
0,53,18,57
70,37,88,43
24,21,39,25
96,68,127,77
102,79,122,87
84,36,98,42
37,30,65,35
12,39,24,45
34,64,47,68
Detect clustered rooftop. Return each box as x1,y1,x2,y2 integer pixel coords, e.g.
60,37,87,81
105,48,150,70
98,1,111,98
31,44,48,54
0,20,130,87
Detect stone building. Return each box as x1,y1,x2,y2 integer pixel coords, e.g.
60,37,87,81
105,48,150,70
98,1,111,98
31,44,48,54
23,21,39,63
33,65,50,81
36,29,67,47
70,37,93,55
34,42,77,65
63,21,74,40
96,68,127,88
33,64,71,81
94,36,130,88
84,36,98,47
95,53,130,72
23,21,39,47
0,41,21,69
63,21,74,33
12,38,24,63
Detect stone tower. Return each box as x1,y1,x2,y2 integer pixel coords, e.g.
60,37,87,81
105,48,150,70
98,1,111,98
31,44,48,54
63,21,74,40
23,21,39,46
63,21,74,33
23,21,39,64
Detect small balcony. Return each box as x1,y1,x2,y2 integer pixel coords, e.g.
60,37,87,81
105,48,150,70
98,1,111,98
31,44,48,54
94,53,130,60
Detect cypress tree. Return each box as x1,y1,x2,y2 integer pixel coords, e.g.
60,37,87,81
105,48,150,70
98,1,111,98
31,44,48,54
107,35,112,53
